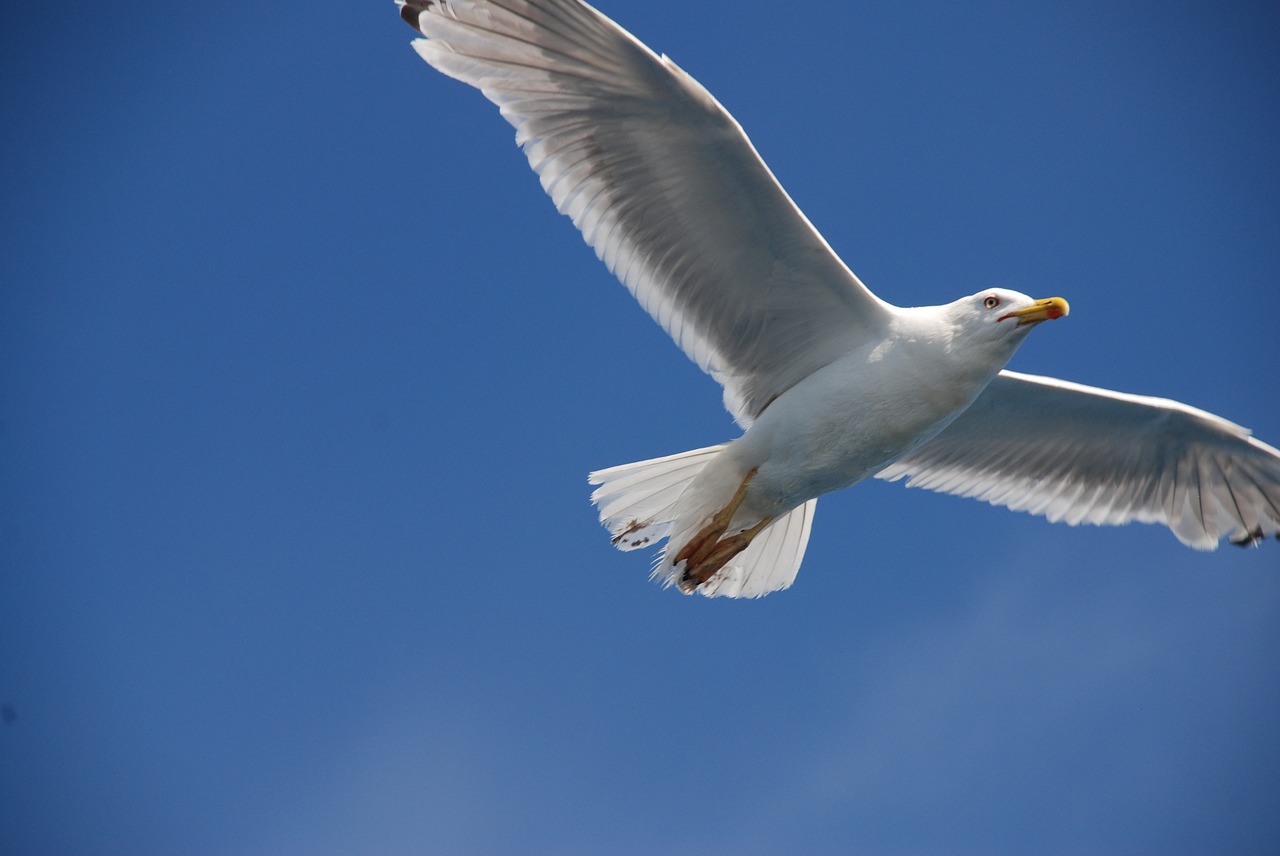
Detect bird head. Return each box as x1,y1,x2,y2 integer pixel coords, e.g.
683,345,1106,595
965,288,1068,334
943,288,1070,364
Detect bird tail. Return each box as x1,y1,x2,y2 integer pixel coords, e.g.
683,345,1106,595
589,446,817,598
590,445,727,552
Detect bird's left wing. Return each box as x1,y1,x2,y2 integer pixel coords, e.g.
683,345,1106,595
398,0,893,425
876,370,1280,548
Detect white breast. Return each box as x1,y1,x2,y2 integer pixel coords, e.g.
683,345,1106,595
732,335,1005,516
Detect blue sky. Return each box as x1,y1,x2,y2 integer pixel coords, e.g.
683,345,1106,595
3,1,1279,853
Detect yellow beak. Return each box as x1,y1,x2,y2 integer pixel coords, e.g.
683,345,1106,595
999,296,1070,326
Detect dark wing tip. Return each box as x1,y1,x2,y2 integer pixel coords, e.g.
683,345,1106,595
399,1,434,31
1228,527,1278,548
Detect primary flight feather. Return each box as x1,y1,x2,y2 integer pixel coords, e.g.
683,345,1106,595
397,0,1279,597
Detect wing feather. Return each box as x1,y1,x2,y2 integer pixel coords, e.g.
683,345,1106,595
877,370,1280,548
400,0,892,424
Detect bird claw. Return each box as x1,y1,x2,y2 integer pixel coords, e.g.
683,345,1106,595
672,468,771,592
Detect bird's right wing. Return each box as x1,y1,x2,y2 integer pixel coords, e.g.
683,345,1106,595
398,0,893,425
876,370,1280,548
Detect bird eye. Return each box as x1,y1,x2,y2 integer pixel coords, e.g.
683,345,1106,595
983,295,1000,309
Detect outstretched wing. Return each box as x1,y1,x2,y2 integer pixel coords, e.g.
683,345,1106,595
399,0,893,424
877,370,1280,548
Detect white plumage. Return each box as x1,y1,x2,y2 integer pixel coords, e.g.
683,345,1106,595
877,371,1280,550
398,0,1280,597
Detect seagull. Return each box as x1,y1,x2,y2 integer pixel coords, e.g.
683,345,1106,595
397,0,1280,597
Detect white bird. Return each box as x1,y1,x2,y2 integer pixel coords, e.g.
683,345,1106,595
397,0,1280,597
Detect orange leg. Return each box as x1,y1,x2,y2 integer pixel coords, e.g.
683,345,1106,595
672,468,772,592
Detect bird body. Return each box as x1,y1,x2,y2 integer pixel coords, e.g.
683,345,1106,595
596,289,1071,595
398,0,1279,597
721,292,1049,519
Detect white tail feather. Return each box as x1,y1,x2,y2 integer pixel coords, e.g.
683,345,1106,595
590,446,818,598
693,499,817,598
589,445,726,551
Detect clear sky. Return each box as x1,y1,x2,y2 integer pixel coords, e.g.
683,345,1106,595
3,1,1279,853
